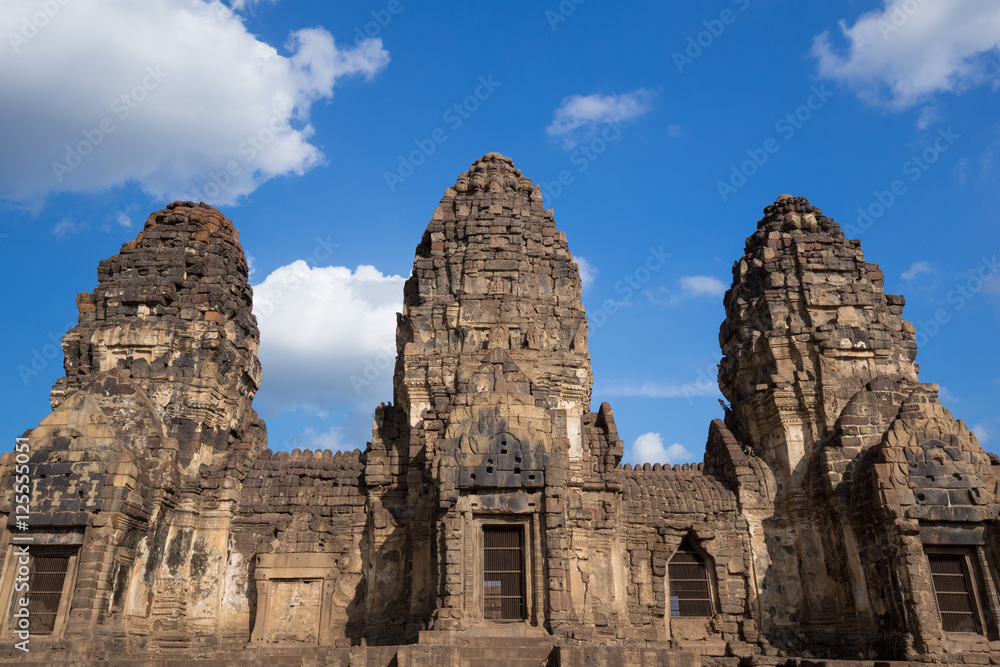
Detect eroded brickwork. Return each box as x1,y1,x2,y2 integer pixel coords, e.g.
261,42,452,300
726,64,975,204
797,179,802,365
1,161,996,666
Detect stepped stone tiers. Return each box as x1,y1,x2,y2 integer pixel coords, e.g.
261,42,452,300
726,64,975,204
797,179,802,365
0,158,996,667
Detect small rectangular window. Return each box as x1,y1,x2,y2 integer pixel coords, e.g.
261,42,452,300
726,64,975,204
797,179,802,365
7,548,73,635
669,539,713,618
929,554,982,634
483,525,525,621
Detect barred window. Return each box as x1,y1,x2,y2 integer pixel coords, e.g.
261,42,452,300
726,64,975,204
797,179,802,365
669,539,713,618
483,525,526,621
7,548,74,635
929,553,982,634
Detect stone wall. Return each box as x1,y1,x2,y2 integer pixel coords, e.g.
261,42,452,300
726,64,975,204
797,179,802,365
233,448,367,646
621,464,754,657
0,159,997,665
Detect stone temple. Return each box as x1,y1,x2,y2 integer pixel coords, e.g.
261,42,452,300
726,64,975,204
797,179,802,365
1,153,998,666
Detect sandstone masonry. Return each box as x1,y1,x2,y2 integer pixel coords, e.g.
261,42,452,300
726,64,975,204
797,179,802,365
0,156,996,666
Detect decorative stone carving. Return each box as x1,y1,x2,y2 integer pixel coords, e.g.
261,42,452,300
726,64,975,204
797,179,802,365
1,164,995,665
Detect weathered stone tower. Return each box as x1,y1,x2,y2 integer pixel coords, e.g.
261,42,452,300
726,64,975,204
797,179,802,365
363,153,622,643
716,195,998,657
1,158,998,666
718,196,921,643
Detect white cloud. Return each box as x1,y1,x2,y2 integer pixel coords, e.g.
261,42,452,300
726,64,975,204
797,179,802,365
284,426,345,452
600,380,717,399
546,89,654,149
115,211,133,228
953,157,972,185
937,386,960,404
251,260,404,421
51,217,84,238
630,432,695,465
575,256,597,290
981,137,999,175
229,0,278,10
901,260,933,281
679,275,727,297
954,128,1000,186
973,422,991,445
812,1,1000,110
645,274,727,306
0,0,389,206
915,104,942,130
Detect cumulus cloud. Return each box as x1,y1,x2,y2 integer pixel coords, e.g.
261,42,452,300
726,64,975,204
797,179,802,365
0,0,389,206
645,274,727,306
251,261,404,426
115,211,133,229
546,89,654,149
630,432,695,465
679,275,727,297
901,260,933,281
812,1,1000,110
575,256,597,290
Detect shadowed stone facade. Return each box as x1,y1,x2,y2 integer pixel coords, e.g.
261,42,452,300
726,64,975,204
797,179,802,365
1,155,997,666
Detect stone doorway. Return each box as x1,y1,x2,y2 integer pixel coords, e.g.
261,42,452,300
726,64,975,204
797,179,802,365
482,525,526,621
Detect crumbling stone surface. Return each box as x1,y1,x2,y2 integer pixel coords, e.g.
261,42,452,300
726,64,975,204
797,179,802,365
394,152,591,456
713,195,998,662
53,201,266,489
1,163,996,666
720,195,918,485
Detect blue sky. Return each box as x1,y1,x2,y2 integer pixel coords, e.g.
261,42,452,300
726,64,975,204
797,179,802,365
1,0,998,464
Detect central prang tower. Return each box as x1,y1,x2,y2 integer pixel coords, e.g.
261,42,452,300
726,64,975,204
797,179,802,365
362,153,624,641
397,151,592,449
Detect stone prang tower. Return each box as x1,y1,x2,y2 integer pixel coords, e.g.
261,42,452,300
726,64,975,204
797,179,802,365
1,158,997,666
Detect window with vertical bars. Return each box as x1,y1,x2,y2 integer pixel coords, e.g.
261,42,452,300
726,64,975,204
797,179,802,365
669,539,713,617
483,525,526,621
7,549,73,635
929,554,982,634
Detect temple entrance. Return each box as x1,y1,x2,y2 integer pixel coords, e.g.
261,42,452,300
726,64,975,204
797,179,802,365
482,525,526,621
